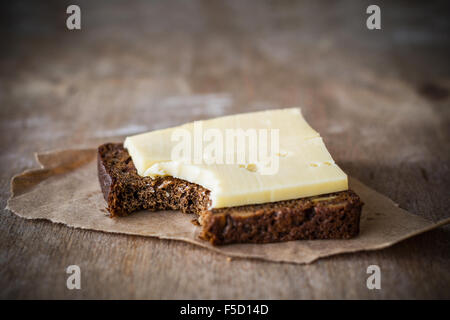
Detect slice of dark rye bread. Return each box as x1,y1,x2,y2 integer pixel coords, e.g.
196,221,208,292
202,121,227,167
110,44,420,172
98,143,363,245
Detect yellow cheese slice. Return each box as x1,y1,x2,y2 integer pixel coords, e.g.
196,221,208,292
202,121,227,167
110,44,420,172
124,108,348,208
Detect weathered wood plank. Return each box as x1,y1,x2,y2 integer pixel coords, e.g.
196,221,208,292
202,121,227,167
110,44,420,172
0,0,449,299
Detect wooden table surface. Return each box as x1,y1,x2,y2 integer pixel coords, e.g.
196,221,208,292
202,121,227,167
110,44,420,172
1,0,449,299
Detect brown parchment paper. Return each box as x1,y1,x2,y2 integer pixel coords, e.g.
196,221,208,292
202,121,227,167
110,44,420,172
6,148,450,264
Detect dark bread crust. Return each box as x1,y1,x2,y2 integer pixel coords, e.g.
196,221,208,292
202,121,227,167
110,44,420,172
98,143,363,245
98,143,211,216
201,191,362,244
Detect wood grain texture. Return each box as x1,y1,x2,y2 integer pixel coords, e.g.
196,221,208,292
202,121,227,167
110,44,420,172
1,0,449,299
